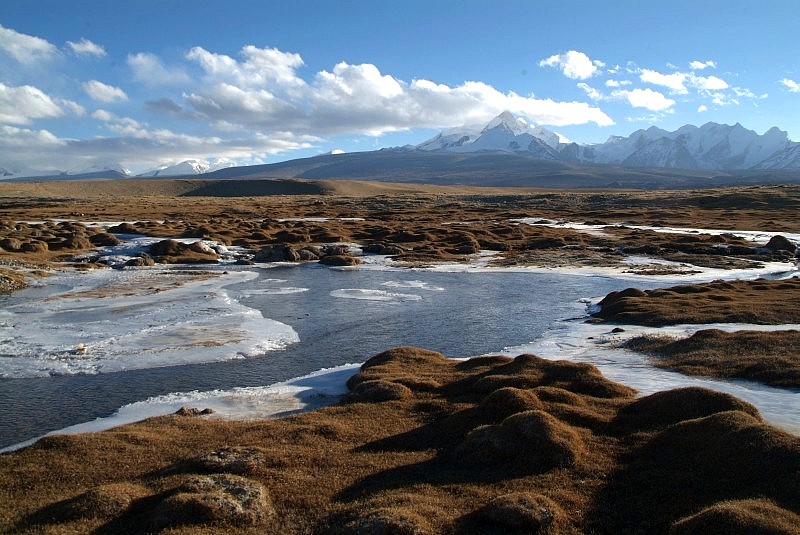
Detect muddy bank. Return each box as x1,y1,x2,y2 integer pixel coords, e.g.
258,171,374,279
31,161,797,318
1,346,798,533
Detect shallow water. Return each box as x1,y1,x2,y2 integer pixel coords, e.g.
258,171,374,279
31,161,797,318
1,257,798,449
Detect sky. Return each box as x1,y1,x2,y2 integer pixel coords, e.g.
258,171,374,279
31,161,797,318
1,0,798,175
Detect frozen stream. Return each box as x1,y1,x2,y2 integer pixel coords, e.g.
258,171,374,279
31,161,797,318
0,241,798,450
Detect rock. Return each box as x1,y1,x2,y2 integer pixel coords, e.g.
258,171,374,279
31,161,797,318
174,407,214,416
252,244,300,262
125,253,155,267
195,447,268,475
297,248,320,261
319,254,362,266
0,238,22,251
611,327,625,333
765,235,797,253
148,239,220,264
151,474,273,528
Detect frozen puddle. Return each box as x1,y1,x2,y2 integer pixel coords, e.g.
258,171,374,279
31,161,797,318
0,268,298,378
1,363,360,453
499,315,800,435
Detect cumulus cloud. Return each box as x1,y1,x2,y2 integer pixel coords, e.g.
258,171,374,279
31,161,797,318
181,49,614,133
781,78,800,93
127,52,192,87
0,24,58,64
690,74,728,91
639,69,688,94
186,45,306,90
82,80,128,102
66,38,106,57
611,88,675,111
690,60,716,70
0,83,64,124
539,50,599,80
605,79,631,87
697,104,708,112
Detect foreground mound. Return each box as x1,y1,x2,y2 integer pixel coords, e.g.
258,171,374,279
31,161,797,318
1,346,798,534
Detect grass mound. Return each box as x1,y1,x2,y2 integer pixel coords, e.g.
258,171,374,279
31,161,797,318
625,329,800,388
615,386,762,431
593,278,800,325
2,346,799,534
456,410,585,470
671,499,800,534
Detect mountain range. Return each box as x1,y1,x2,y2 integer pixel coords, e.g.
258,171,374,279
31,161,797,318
3,113,799,188
411,111,800,170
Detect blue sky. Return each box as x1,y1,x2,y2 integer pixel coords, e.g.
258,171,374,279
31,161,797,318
1,0,798,174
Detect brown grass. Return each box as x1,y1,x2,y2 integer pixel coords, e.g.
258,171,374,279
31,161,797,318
594,278,800,326
1,346,799,534
625,329,800,388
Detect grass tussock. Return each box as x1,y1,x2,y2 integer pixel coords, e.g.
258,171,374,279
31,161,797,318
2,346,799,534
625,329,800,388
594,278,800,326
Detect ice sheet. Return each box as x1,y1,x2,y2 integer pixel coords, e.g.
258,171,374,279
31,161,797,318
0,269,299,378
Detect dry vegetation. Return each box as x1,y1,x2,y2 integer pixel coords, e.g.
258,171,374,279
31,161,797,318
2,180,800,532
1,347,799,534
625,329,800,388
2,180,799,284
593,278,800,326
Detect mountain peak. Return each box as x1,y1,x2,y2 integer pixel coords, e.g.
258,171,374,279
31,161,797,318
416,111,567,154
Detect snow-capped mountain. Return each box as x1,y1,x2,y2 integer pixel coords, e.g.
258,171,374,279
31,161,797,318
416,112,799,170
576,122,794,170
73,162,132,176
416,111,570,158
139,158,236,177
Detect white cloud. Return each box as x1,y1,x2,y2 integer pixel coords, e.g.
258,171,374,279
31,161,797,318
127,52,192,87
697,104,708,112
611,88,675,111
0,118,317,175
539,50,599,80
690,74,728,91
58,99,85,117
0,83,64,124
330,148,345,154
781,78,800,93
66,38,106,57
605,79,631,87
0,24,58,64
82,80,128,103
690,60,716,70
639,69,688,94
576,82,603,101
183,51,614,134
186,45,306,90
